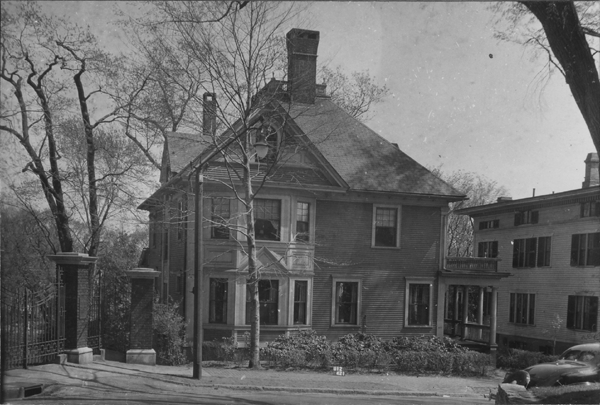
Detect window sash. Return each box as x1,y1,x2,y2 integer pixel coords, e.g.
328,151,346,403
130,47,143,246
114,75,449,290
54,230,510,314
513,237,551,268
293,281,308,325
509,293,535,325
211,198,231,239
478,241,498,258
567,295,598,331
209,278,228,324
408,283,430,326
374,207,397,247
571,233,600,266
246,280,279,325
254,199,281,241
296,202,310,242
335,282,358,324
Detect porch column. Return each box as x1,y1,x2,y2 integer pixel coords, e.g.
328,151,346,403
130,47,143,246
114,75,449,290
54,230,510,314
126,268,160,365
489,286,498,367
461,286,469,339
477,287,485,340
436,279,447,338
48,252,98,364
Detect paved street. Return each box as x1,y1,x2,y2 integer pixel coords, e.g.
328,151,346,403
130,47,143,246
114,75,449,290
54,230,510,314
3,360,500,404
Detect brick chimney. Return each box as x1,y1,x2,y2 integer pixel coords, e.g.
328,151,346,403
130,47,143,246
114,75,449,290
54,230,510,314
286,29,320,104
582,152,599,188
203,93,217,137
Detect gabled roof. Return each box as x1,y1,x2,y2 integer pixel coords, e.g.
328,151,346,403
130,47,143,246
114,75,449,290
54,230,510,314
236,247,288,274
162,132,212,181
285,99,464,198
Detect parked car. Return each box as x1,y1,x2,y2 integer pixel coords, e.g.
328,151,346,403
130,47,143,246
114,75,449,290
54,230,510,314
503,343,600,388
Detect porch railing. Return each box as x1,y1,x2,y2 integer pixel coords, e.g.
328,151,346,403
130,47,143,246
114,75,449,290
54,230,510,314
444,320,490,343
445,257,500,272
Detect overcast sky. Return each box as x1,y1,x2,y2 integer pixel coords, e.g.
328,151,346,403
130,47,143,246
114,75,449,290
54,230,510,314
3,1,598,200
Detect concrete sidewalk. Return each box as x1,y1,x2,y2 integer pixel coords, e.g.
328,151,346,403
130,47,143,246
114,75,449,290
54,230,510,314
3,359,501,401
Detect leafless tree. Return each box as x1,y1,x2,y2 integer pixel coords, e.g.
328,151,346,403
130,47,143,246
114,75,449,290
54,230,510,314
492,1,600,156
319,66,389,122
0,2,151,256
431,168,508,257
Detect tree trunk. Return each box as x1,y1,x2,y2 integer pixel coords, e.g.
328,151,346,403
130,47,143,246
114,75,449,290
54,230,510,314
243,144,262,369
522,1,600,156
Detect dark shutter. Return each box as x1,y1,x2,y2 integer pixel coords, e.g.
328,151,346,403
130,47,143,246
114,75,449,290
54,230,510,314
478,242,485,258
514,213,521,226
588,297,598,332
509,293,515,323
493,219,500,228
567,296,576,329
570,235,580,266
512,240,519,268
491,241,498,258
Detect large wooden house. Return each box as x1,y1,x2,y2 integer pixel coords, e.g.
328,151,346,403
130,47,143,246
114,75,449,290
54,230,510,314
139,28,471,346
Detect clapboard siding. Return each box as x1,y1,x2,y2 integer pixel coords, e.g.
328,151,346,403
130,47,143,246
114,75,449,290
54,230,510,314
473,199,600,350
313,199,441,340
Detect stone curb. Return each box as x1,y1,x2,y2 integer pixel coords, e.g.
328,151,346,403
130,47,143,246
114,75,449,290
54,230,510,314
193,383,482,397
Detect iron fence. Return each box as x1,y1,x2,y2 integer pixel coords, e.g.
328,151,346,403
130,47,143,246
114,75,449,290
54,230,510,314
1,280,65,370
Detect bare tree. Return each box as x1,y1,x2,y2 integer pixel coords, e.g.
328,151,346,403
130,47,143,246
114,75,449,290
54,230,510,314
319,66,389,122
492,1,600,155
0,2,150,256
431,168,508,257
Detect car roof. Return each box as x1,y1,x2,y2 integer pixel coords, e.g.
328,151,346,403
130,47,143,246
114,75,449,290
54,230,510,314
562,343,600,353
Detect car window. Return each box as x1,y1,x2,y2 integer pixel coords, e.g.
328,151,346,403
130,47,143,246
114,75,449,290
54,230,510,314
580,352,595,362
561,350,579,360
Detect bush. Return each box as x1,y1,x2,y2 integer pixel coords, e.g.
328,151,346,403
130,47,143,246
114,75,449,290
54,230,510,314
203,337,237,362
261,331,485,375
384,335,468,354
497,348,558,370
262,329,332,368
153,298,187,365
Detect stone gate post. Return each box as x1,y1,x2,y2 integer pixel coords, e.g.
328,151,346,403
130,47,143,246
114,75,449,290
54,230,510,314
48,252,98,364
126,268,159,365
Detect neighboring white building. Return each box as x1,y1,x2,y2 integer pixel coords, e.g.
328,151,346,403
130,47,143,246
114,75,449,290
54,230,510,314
457,153,600,354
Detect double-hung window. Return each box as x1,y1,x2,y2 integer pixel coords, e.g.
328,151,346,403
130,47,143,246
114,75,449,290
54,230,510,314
293,280,308,325
580,201,600,218
571,233,600,267
514,210,539,226
405,278,433,327
296,202,310,242
373,205,400,247
254,199,281,241
479,219,499,230
211,198,231,239
567,295,598,332
512,237,551,268
478,241,498,258
246,280,279,325
509,293,535,325
332,280,360,325
209,278,228,324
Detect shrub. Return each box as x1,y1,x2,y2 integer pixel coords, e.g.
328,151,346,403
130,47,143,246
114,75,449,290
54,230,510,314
497,348,558,370
262,329,333,368
202,337,238,362
394,350,489,375
384,335,468,354
153,298,187,365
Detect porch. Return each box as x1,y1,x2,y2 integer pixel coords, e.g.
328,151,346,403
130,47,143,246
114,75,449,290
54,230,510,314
436,257,511,362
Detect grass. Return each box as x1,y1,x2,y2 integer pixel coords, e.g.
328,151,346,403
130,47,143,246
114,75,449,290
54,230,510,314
530,383,600,404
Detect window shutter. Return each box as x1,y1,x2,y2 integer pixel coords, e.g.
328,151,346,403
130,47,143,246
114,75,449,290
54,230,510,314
595,202,600,217
478,242,485,258
589,297,599,332
493,219,499,228
567,296,576,329
570,235,580,266
509,293,515,323
514,213,521,226
492,241,498,258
